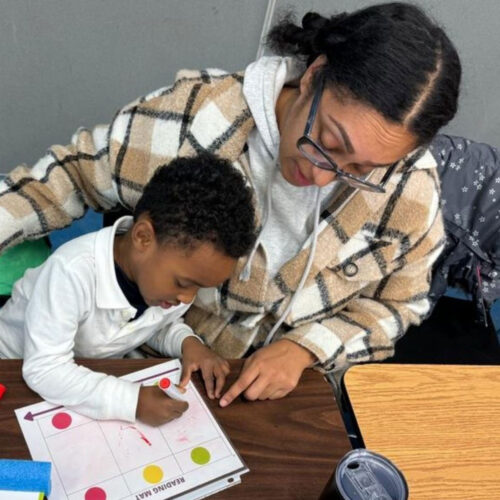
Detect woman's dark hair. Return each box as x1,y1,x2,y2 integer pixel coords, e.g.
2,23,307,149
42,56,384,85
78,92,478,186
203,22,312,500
267,2,461,144
134,153,256,259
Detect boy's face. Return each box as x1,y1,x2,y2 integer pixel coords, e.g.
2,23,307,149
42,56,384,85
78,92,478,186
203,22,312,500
129,222,238,308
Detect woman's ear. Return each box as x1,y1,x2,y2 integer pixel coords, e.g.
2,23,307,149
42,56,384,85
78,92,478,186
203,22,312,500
299,54,328,95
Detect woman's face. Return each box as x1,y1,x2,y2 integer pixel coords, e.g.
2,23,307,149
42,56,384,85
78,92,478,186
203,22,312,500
276,61,418,189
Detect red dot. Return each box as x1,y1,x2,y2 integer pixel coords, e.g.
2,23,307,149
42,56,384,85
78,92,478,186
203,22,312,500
52,412,72,430
159,378,170,389
85,487,107,500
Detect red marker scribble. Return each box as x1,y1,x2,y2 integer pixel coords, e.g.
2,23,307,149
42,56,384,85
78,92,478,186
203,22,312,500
137,430,152,446
121,425,152,446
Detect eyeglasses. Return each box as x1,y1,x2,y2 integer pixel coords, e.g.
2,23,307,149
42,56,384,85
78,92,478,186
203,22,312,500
296,79,400,193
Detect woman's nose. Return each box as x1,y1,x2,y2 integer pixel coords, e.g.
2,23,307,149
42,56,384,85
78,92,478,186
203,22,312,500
312,167,337,187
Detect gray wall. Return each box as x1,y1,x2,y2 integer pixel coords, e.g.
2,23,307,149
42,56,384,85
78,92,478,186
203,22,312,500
0,0,268,172
1,0,499,175
263,0,500,148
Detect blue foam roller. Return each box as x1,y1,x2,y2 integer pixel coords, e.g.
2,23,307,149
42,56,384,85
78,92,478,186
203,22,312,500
0,459,51,494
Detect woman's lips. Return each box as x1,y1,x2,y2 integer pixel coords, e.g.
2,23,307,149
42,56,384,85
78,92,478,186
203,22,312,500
294,162,313,186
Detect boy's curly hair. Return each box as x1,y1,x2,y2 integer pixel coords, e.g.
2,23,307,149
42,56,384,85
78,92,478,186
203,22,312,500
134,153,256,258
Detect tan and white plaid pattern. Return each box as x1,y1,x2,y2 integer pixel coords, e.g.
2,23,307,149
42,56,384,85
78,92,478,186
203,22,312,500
0,69,445,371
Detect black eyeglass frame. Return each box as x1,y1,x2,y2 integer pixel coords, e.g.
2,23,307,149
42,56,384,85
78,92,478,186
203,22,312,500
296,79,400,194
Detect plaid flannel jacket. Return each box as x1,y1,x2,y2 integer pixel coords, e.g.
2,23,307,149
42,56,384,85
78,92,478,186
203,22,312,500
0,68,445,371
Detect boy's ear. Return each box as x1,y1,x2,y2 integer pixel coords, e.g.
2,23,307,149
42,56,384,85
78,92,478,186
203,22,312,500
299,54,327,95
132,218,156,252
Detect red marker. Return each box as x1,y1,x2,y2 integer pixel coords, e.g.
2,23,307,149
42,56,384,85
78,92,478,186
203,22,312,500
158,377,185,401
0,383,6,400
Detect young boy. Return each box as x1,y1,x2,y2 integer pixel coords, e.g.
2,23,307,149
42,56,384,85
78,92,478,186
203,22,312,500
0,154,256,427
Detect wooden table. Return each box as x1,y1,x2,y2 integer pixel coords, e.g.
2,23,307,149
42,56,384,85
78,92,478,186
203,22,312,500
343,363,500,500
0,359,351,499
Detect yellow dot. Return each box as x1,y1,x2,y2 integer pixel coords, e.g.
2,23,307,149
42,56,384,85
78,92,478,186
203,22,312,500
143,464,164,484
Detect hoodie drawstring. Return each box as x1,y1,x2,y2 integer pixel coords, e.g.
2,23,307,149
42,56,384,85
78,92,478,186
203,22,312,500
239,170,275,282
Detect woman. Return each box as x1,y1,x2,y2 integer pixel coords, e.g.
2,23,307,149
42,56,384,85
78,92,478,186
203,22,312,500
0,3,461,406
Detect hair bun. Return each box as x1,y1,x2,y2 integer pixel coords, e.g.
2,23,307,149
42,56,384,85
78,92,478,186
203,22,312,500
301,12,329,32
302,12,348,53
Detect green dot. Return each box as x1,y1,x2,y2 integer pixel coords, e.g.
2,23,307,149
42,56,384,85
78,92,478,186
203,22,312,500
191,446,211,465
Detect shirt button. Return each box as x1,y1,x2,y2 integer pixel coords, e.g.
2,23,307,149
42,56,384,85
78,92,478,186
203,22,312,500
343,262,358,277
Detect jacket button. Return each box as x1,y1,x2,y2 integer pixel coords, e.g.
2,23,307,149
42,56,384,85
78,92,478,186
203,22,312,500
343,262,358,277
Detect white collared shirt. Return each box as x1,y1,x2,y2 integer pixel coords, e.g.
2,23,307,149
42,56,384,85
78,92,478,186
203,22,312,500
0,216,197,422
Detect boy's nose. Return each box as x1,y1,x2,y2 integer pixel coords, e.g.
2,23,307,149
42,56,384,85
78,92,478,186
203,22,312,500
177,291,197,304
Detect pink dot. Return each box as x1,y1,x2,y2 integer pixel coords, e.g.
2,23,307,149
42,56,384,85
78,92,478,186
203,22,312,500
85,487,107,500
52,412,72,430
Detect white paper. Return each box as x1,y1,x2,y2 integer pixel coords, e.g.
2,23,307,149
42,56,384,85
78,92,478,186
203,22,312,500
15,359,248,500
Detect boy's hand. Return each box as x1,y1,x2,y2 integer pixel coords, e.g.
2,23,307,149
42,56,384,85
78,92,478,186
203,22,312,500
136,385,188,427
179,336,230,399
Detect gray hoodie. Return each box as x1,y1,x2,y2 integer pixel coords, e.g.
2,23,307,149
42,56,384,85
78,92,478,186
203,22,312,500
242,56,339,278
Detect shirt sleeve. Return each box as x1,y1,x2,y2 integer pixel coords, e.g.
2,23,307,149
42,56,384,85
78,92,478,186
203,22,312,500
146,314,203,358
0,84,170,253
22,255,140,422
0,122,120,253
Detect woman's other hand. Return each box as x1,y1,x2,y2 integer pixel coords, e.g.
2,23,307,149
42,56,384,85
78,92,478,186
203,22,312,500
219,339,316,407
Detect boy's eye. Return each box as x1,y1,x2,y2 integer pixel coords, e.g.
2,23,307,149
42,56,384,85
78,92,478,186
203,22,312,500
176,279,200,290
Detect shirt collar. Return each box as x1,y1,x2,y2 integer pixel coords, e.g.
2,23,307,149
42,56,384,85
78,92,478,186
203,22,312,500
94,215,137,312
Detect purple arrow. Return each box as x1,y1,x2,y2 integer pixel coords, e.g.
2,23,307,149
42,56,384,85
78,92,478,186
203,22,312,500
24,405,64,421
23,366,180,421
135,367,180,384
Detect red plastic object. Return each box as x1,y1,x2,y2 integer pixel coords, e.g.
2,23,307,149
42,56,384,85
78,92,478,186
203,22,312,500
0,383,6,400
